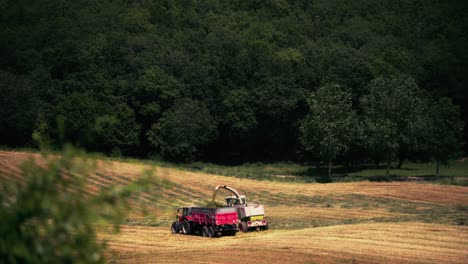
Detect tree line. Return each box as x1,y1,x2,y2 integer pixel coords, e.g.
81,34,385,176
0,0,466,166
301,76,463,180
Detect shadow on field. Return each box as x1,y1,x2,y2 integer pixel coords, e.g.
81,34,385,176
295,165,455,183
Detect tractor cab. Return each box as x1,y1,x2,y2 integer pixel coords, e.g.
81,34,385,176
226,195,246,206
176,207,191,219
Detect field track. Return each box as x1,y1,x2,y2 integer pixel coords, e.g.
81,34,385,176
1,151,467,263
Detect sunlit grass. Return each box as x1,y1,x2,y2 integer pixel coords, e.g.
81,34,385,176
2,150,467,263
348,161,468,178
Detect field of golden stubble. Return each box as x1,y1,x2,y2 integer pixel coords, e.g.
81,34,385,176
1,151,467,263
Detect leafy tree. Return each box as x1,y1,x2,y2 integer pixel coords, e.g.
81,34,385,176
360,117,399,179
0,146,157,263
133,66,183,122
254,80,308,160
0,71,39,146
360,76,428,178
300,84,356,182
147,98,217,162
427,97,464,177
92,102,140,156
0,0,466,162
219,88,257,137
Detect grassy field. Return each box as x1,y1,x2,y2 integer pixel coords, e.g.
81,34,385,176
1,150,467,263
175,160,468,185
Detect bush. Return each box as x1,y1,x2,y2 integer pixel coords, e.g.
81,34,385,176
0,146,156,263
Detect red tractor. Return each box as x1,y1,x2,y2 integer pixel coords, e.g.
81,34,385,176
171,206,238,237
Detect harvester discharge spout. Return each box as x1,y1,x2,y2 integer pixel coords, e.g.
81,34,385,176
212,185,242,204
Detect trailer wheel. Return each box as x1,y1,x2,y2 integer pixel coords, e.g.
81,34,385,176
171,221,179,234
202,226,209,237
208,227,215,238
182,219,191,235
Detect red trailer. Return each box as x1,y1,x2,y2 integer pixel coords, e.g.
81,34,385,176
171,206,238,237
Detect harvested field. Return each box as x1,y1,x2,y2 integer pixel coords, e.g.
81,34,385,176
1,150,467,263
103,223,468,264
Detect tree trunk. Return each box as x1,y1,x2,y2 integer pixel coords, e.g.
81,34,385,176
328,159,332,181
386,160,390,181
397,157,403,169
374,160,380,168
436,160,440,177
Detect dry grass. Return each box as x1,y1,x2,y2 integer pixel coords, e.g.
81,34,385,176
2,151,466,206
103,223,468,264
271,206,407,220
1,150,468,263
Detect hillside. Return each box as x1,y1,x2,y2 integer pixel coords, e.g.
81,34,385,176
1,151,467,263
1,0,467,162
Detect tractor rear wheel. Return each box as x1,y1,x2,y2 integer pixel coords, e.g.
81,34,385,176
171,221,179,234
208,227,215,238
182,219,191,235
202,226,209,237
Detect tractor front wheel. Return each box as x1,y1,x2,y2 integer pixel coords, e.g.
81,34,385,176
182,220,191,235
171,221,180,234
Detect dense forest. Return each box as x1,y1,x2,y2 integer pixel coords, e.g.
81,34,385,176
0,0,466,165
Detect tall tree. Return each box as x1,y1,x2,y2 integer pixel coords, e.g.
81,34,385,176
301,84,356,182
427,97,464,177
360,76,428,178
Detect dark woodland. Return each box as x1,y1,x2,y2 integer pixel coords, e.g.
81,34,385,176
1,0,466,165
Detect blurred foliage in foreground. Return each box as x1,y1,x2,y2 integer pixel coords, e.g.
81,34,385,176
0,146,160,263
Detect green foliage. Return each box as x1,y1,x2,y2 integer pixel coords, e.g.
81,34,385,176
360,76,429,176
427,97,465,175
134,66,183,121
0,146,157,263
0,0,466,163
0,71,39,146
147,99,217,162
219,88,257,137
92,102,140,155
301,84,356,180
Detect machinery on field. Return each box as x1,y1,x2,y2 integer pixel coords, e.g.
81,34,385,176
170,185,268,237
212,185,269,232
171,206,238,237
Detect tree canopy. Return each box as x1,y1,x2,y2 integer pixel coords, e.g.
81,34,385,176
301,84,356,181
0,0,466,164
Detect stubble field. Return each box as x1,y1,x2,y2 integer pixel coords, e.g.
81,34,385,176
1,151,467,263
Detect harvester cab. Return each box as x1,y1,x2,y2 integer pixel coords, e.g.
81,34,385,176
226,195,246,206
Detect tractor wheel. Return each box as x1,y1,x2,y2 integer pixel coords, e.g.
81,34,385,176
202,226,209,237
238,222,248,232
171,221,179,234
182,219,191,235
208,227,215,238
